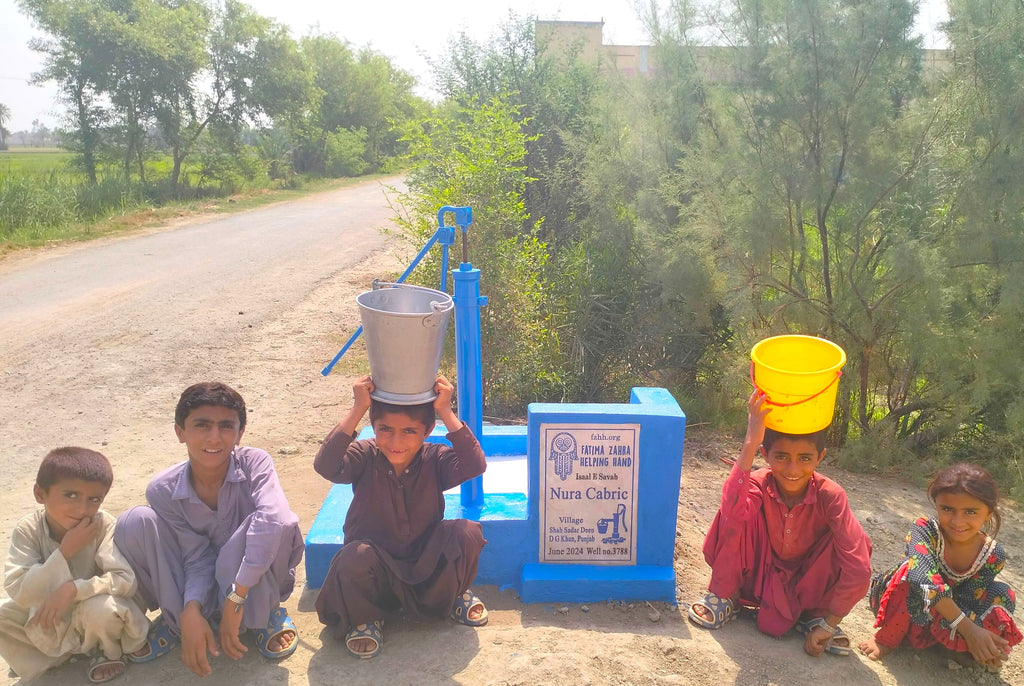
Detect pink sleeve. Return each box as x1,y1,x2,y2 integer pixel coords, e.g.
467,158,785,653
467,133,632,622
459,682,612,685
821,482,873,618
719,463,759,522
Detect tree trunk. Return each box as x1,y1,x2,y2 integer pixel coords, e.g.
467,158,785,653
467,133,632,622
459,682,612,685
858,345,871,429
816,212,833,310
73,80,97,185
171,144,182,188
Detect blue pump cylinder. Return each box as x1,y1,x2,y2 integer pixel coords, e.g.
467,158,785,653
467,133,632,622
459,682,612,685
453,262,487,508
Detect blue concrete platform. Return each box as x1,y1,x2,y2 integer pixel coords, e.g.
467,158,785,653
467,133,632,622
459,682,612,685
304,387,685,603
521,563,677,603
305,426,530,589
305,484,530,589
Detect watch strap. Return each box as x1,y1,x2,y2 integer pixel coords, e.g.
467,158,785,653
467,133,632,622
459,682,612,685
227,584,247,608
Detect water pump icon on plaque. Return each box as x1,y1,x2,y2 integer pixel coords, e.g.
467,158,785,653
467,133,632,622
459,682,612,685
538,423,640,564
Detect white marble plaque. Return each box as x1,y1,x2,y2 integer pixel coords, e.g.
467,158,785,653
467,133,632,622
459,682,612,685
539,423,640,563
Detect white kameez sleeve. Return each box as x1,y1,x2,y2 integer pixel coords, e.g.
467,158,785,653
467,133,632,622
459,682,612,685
73,512,136,601
4,519,74,609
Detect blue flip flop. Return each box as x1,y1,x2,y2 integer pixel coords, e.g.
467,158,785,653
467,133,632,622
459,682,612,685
253,607,298,659
345,619,383,659
450,591,488,627
687,592,737,629
126,614,178,663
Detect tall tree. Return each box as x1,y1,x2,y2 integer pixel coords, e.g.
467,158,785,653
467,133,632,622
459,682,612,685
652,0,946,442
428,13,602,246
93,0,208,182
349,47,419,166
151,0,308,187
0,103,10,148
920,0,1024,489
145,0,210,187
395,98,561,413
290,33,421,176
18,0,111,183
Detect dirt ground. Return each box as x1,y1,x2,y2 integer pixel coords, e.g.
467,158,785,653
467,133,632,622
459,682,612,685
2,191,1022,685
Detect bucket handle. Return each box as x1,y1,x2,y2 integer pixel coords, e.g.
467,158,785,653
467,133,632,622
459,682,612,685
423,300,451,327
371,280,454,309
749,361,842,407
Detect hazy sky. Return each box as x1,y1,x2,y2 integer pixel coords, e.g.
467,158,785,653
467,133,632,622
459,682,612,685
1,0,949,134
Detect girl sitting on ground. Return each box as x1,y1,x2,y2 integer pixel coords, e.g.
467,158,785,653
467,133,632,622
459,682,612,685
858,463,1021,671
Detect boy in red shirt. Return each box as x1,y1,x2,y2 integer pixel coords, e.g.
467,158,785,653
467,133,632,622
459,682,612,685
688,391,872,657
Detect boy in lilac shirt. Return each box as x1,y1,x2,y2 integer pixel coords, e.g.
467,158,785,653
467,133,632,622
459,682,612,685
114,382,304,677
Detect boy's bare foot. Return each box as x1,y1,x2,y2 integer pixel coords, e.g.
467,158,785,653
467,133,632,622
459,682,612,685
857,637,893,661
267,629,296,653
345,620,383,659
348,637,376,653
129,644,151,660
87,655,126,683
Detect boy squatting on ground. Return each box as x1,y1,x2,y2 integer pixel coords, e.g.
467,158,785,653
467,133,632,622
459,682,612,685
114,382,305,677
688,391,873,657
0,448,149,683
313,374,488,659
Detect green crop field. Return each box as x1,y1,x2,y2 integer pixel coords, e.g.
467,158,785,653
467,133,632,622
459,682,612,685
0,148,78,176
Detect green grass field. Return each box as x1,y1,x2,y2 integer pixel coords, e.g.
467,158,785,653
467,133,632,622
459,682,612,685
0,148,207,182
0,149,76,180
0,148,77,175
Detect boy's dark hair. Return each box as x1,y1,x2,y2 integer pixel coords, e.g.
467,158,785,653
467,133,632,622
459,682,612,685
928,463,1001,537
36,447,113,491
762,427,827,454
175,382,247,431
369,399,435,429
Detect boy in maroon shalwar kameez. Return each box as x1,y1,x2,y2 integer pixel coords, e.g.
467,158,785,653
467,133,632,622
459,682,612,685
313,374,487,659
688,391,872,658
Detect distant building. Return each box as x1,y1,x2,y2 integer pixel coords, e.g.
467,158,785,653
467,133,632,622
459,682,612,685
535,20,657,77
536,19,952,81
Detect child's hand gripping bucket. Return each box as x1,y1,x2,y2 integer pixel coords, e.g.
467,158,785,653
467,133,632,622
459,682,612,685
751,335,846,433
357,281,454,405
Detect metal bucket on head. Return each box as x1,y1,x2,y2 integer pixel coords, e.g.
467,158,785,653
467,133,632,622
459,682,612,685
357,281,454,405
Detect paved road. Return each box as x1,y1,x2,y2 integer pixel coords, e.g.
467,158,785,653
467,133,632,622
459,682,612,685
0,177,402,500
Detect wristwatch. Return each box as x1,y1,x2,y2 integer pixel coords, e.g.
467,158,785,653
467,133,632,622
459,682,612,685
226,583,246,613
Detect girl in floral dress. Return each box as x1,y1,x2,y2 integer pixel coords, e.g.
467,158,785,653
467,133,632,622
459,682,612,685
858,463,1021,671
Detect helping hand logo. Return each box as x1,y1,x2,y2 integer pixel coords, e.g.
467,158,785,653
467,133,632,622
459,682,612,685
549,432,578,481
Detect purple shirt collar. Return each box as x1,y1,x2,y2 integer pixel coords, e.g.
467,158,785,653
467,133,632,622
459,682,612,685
171,448,246,502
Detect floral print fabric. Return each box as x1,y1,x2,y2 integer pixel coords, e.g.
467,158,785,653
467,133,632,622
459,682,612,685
868,517,1021,651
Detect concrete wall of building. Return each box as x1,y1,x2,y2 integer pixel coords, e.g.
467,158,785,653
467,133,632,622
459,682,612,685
535,20,606,66
536,19,953,83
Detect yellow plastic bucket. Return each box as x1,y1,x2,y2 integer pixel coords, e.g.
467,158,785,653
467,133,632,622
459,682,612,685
750,335,846,433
